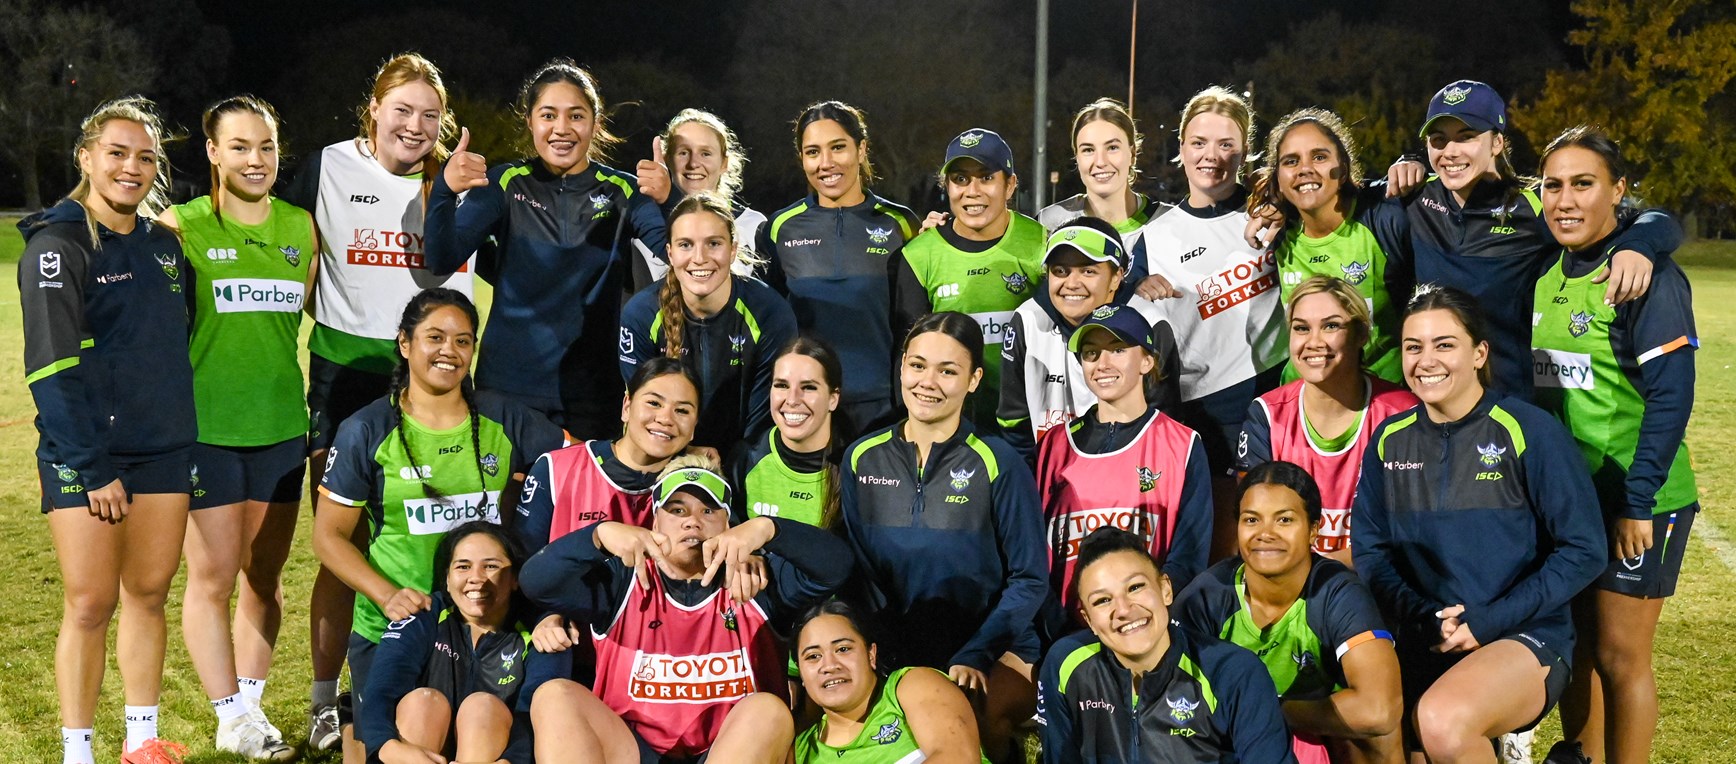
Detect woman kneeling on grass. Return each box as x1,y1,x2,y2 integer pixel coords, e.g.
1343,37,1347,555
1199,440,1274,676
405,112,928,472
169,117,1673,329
521,456,851,763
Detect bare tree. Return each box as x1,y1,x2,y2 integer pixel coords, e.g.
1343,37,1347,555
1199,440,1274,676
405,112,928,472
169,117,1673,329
0,0,157,209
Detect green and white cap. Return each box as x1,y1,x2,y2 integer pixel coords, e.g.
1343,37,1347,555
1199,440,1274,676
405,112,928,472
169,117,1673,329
653,466,733,511
1044,216,1129,271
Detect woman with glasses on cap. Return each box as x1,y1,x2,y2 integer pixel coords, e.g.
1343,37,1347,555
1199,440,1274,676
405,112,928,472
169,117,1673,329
520,455,851,764
998,217,1179,461
891,128,1047,432
1036,301,1211,616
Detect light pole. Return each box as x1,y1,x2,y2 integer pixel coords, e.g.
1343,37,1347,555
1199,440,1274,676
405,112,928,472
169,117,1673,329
1032,0,1050,211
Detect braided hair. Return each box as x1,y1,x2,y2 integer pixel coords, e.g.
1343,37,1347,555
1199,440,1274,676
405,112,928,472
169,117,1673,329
391,288,489,510
658,191,746,361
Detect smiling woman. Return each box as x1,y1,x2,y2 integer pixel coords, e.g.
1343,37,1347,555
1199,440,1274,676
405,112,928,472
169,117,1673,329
356,522,553,763
311,288,567,762
1352,285,1606,762
423,58,674,439
158,94,315,762
19,95,196,764
618,192,795,449
1038,527,1297,763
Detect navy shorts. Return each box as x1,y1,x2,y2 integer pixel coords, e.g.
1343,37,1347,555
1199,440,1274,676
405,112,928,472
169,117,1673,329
347,631,380,722
634,726,709,764
190,438,307,509
1398,631,1569,745
38,448,193,513
1597,506,1696,599
308,353,392,454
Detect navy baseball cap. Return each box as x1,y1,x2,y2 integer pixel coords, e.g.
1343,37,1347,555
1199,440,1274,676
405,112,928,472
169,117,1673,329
1044,216,1130,271
942,128,1015,177
1419,80,1507,137
1068,304,1157,355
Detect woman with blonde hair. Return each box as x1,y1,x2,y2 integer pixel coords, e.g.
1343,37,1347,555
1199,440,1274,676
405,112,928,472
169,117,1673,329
1136,85,1286,558
1238,276,1417,564
20,96,194,764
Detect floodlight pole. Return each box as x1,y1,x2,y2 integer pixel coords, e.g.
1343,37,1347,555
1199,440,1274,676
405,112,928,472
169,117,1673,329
1032,0,1050,211
1128,0,1138,116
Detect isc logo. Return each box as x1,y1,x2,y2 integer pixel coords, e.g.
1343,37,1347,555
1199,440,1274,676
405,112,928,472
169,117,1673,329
936,283,961,298
966,267,990,276
1308,254,1329,263
944,495,969,504
1475,472,1504,481
1490,226,1517,235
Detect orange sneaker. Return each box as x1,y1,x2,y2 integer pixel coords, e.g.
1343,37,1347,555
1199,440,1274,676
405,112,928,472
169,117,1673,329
120,738,188,764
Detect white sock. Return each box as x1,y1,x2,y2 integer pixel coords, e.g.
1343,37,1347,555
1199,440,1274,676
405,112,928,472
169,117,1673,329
311,679,339,709
213,692,250,723
61,727,94,764
238,676,266,707
123,706,158,752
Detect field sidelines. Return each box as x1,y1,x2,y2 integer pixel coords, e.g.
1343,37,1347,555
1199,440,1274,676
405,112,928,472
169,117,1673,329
1695,513,1736,575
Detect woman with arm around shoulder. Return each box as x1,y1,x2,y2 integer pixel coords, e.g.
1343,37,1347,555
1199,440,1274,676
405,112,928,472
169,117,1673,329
1351,285,1604,763
1238,276,1418,565
360,522,554,764
312,289,566,762
1038,528,1297,764
756,101,917,441
21,97,196,764
425,59,671,438
1174,462,1403,764
619,192,795,449
278,54,471,748
1532,127,1701,764
840,312,1047,763
1248,108,1412,384
1036,301,1210,612
793,599,988,763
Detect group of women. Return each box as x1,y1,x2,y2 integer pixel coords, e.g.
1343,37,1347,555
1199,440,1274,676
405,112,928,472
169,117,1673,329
19,43,1698,764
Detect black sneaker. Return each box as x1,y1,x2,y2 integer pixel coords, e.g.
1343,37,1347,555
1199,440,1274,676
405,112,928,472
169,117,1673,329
1543,740,1591,764
335,690,354,728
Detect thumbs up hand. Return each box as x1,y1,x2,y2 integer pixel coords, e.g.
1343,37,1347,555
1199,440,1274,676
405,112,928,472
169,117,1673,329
443,127,489,193
636,135,672,205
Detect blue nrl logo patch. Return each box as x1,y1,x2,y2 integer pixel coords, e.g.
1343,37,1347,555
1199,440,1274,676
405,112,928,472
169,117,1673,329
1568,311,1594,338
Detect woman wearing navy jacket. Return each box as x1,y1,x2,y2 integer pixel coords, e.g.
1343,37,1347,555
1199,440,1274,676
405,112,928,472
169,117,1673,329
619,192,796,448
757,101,918,441
1353,285,1604,762
360,522,555,764
20,97,195,764
424,59,671,438
841,312,1046,763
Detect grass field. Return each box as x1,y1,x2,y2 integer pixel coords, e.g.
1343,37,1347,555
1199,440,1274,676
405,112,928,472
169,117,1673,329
0,224,1730,762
